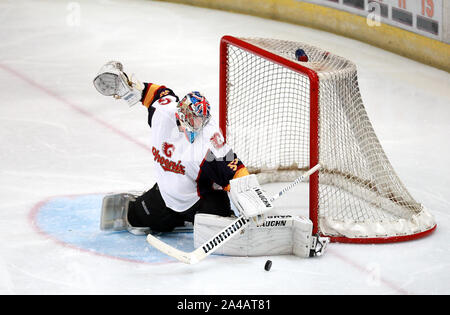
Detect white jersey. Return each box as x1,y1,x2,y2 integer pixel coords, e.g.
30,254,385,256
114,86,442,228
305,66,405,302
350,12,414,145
146,91,236,212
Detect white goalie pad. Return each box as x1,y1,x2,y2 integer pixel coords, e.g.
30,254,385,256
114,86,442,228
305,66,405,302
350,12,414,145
93,61,143,106
194,213,329,258
228,174,274,221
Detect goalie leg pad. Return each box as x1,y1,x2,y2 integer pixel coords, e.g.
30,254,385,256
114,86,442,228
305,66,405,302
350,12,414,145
100,192,150,235
194,213,329,258
293,216,314,258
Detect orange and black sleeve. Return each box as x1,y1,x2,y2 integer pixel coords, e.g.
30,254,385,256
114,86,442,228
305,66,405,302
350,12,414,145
140,83,179,128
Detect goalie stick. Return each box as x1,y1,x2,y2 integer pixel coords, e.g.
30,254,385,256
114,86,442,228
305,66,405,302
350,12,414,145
146,164,321,264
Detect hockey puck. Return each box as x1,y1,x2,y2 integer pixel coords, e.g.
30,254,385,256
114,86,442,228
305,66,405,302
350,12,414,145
264,260,272,271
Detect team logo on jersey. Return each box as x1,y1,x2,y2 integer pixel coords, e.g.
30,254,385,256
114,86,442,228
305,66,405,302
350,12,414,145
152,147,185,175
162,142,175,158
210,132,225,149
158,97,171,105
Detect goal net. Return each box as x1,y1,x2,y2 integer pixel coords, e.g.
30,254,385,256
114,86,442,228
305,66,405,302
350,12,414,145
219,36,436,243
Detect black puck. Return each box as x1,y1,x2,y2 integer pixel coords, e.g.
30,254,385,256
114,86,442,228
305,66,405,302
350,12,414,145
264,260,272,271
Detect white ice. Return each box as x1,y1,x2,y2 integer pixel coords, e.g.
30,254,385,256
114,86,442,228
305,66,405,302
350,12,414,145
0,0,449,295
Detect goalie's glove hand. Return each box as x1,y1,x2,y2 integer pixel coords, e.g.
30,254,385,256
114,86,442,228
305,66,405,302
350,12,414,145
93,61,144,106
228,174,274,226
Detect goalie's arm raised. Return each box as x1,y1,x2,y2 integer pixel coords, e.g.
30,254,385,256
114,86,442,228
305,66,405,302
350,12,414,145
139,83,179,128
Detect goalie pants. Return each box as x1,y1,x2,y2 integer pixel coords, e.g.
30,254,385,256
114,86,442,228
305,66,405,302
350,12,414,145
127,183,234,232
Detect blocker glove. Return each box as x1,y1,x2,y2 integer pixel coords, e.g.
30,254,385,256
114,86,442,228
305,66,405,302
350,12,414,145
228,174,274,225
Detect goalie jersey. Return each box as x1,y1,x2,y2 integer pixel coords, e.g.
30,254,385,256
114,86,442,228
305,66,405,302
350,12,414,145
140,83,249,212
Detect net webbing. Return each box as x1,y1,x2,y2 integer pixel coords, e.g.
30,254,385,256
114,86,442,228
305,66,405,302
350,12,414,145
222,37,435,241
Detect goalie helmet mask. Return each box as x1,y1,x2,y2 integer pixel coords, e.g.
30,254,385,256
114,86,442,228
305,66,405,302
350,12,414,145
176,91,211,143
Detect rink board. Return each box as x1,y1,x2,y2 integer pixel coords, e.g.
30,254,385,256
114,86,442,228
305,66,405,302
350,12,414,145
31,194,195,264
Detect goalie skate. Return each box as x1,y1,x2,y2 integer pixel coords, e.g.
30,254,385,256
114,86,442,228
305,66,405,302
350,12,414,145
100,192,150,235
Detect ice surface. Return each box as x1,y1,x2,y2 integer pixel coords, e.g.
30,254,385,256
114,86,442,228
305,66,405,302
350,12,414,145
0,0,449,295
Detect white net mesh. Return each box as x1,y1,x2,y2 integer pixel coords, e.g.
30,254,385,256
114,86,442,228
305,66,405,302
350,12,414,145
222,37,435,242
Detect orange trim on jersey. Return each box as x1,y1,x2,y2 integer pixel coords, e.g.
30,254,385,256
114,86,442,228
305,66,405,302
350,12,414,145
234,166,250,179
223,167,250,192
142,83,162,108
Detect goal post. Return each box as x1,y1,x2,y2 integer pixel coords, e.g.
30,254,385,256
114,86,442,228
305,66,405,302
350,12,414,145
219,35,436,243
219,36,321,236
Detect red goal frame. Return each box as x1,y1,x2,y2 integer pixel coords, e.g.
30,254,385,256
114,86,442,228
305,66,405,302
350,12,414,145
218,35,436,243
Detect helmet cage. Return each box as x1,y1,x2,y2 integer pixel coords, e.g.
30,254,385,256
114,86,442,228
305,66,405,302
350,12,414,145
177,92,211,132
